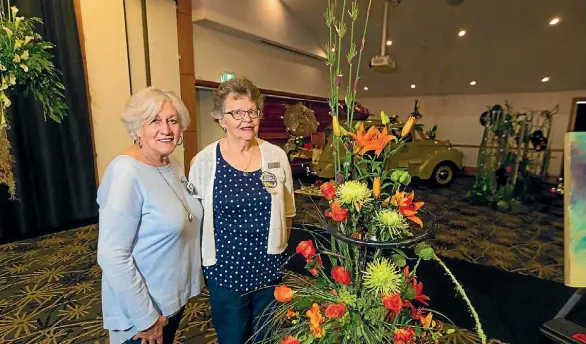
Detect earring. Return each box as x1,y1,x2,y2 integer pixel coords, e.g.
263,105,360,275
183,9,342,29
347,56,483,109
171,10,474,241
222,127,227,133
134,137,142,148
177,136,183,145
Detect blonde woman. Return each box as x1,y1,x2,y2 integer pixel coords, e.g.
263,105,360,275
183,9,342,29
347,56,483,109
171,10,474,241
189,78,295,343
97,87,203,344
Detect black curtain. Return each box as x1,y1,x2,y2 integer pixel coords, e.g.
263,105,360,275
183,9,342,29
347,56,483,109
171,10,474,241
0,0,98,243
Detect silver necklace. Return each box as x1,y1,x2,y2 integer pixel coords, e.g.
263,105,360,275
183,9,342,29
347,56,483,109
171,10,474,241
139,149,195,222
225,139,256,176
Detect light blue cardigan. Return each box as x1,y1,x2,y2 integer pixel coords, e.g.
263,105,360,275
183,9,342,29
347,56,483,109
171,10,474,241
97,156,203,343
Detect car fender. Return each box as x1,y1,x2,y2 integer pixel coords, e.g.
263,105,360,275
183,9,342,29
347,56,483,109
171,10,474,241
417,148,464,180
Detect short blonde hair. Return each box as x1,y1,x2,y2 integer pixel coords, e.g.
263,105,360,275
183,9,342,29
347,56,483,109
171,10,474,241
211,77,264,120
121,87,190,139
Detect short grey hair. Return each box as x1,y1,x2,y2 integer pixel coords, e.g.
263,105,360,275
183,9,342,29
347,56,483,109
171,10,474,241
121,86,190,139
211,77,264,120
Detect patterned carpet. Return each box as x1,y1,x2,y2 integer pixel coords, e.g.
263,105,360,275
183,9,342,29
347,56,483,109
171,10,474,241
295,175,565,283
0,175,563,343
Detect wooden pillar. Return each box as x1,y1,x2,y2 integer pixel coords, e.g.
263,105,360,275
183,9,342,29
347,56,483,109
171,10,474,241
73,0,99,186
176,0,197,175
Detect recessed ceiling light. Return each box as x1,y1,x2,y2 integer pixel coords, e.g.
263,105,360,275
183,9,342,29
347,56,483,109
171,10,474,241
549,17,560,25
541,77,550,83
470,81,477,86
363,86,369,91
411,84,416,89
386,40,392,46
458,30,466,37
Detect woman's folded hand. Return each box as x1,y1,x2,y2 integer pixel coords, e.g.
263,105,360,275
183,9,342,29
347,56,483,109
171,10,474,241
132,315,168,344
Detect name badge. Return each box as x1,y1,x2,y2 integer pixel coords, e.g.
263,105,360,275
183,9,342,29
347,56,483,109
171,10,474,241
268,162,280,169
260,171,277,189
181,177,198,196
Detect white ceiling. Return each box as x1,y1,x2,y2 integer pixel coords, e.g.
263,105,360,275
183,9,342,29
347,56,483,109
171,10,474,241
279,0,586,97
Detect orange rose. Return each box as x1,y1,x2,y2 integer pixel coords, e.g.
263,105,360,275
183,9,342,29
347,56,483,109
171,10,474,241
320,182,337,201
274,285,294,303
280,336,301,344
325,303,347,319
325,201,349,222
382,293,403,314
307,254,322,276
296,240,317,260
331,266,351,285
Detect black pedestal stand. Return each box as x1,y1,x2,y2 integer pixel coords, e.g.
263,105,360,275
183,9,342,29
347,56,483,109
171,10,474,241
540,289,586,343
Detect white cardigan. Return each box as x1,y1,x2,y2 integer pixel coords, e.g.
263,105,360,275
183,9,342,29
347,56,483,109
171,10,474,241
189,139,296,267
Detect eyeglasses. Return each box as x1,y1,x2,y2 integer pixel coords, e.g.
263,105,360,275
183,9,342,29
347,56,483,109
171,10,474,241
224,109,261,120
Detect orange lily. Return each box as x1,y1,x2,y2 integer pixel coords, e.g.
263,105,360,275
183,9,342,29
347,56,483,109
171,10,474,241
332,116,341,137
401,116,417,137
349,122,396,156
420,312,436,329
391,191,424,227
373,177,381,199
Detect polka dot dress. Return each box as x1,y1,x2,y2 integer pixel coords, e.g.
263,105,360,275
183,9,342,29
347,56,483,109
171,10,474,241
204,145,286,292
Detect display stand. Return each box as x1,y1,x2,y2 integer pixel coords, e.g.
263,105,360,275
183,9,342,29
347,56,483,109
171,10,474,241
540,289,586,343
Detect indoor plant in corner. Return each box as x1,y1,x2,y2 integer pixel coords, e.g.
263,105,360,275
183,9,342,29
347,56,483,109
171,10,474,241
0,1,67,198
259,1,487,343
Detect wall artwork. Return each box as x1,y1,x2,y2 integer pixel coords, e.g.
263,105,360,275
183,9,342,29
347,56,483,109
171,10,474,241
564,132,586,287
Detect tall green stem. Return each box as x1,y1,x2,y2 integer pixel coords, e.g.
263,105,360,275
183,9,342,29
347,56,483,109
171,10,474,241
348,0,372,128
345,1,356,124
327,1,335,113
433,255,487,344
333,0,347,176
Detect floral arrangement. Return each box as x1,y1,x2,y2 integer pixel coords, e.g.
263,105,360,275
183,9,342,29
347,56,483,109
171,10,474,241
258,1,487,343
0,2,67,198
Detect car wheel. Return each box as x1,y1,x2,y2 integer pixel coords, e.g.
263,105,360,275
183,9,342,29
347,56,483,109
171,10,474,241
432,162,456,187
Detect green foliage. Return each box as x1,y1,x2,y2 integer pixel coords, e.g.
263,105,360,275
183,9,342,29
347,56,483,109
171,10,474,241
391,253,407,268
0,3,68,196
0,4,68,123
414,242,435,261
401,284,417,301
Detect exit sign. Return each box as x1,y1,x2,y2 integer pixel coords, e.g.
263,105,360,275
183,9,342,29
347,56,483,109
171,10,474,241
220,72,236,82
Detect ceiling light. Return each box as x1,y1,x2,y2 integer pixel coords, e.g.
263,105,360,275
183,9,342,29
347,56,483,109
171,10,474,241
541,77,550,83
386,40,392,46
470,81,477,86
458,30,466,37
549,17,560,25
363,86,369,91
411,84,416,89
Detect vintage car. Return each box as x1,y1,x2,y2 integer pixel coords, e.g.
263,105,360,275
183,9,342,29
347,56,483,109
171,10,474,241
306,118,465,186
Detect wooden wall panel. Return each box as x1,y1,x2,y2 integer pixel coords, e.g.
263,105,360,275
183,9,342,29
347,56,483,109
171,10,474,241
177,0,197,175
73,0,98,186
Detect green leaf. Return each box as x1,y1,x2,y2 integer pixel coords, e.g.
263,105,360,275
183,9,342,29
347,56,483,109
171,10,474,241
294,297,312,311
390,253,406,267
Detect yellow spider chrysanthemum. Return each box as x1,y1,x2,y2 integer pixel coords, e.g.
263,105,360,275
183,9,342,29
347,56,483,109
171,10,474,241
374,209,412,241
362,258,402,295
336,180,372,206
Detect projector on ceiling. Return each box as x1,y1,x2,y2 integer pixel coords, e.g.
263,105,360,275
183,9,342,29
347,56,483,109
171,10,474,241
369,55,398,74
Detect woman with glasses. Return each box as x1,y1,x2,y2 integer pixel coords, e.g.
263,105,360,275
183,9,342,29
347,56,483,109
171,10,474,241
189,77,295,344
